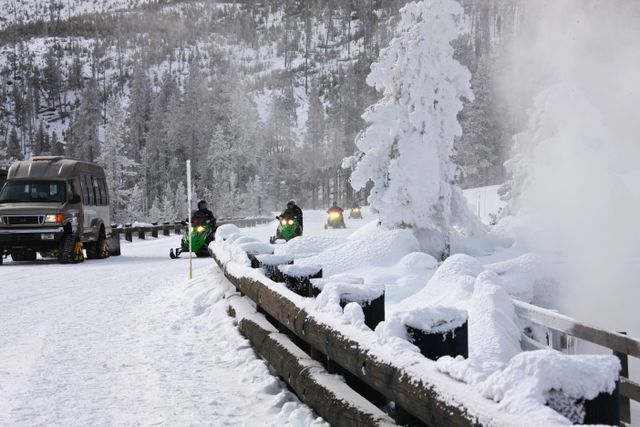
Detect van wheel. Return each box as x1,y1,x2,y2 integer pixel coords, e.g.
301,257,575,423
11,249,37,262
86,229,109,260
59,233,84,264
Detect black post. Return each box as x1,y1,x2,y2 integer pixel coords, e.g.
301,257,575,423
163,222,170,236
124,224,132,242
614,331,631,424
151,223,158,238
406,320,469,361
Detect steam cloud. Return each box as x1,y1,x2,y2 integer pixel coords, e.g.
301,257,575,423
499,0,640,358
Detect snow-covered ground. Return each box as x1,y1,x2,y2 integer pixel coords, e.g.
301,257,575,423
0,237,323,426
1,197,633,425
236,204,627,425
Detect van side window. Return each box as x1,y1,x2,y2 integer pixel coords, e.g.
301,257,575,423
91,176,101,205
98,178,109,205
83,175,95,205
80,175,90,204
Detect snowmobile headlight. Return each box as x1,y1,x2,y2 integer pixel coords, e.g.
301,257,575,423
281,220,287,226
44,214,63,223
353,208,360,212
287,220,294,225
196,226,205,233
329,212,340,219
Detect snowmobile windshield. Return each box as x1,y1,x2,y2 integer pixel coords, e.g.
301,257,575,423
0,180,67,203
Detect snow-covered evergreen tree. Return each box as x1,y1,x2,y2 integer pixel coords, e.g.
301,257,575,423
68,80,101,162
7,128,23,161
97,96,138,223
350,0,485,257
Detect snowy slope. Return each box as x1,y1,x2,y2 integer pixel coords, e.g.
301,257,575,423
0,0,151,29
0,237,323,426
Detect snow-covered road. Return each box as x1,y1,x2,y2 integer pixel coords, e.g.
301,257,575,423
0,236,323,426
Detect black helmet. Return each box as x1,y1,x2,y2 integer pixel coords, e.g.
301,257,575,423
197,200,207,210
332,201,338,207
287,199,296,208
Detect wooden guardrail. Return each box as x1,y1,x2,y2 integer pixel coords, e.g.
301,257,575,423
514,300,640,426
211,247,551,427
111,217,274,242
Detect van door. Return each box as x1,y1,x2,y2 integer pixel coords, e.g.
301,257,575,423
80,175,97,240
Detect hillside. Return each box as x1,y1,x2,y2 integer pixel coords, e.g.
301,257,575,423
0,0,520,220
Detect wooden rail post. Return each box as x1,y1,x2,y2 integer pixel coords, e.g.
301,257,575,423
151,223,158,238
138,227,146,240
124,224,133,242
615,332,631,424
163,222,170,236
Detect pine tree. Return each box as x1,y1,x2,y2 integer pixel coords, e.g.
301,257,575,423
33,122,51,156
68,80,101,162
97,96,138,223
350,0,485,257
50,132,64,156
7,128,23,161
0,134,9,167
455,55,502,187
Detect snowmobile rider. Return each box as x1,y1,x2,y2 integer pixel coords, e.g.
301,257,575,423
192,200,216,227
327,201,346,227
279,199,303,230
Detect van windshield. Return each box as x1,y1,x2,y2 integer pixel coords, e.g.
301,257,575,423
0,181,67,203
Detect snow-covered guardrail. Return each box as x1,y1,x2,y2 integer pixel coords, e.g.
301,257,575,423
514,300,640,426
107,217,273,256
110,217,273,241
210,230,555,427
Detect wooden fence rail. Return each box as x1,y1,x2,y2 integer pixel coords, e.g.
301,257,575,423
111,217,274,242
514,300,640,426
211,248,548,427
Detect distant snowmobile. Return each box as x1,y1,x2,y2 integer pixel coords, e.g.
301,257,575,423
269,215,302,244
349,206,363,219
325,203,346,229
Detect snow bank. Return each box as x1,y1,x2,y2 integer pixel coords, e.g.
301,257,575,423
310,274,364,292
296,229,420,277
485,253,552,304
239,241,274,255
480,350,620,424
315,282,385,319
278,264,323,278
394,306,467,334
345,220,382,240
215,224,241,240
436,271,522,384
209,238,251,267
275,235,345,259
256,254,294,266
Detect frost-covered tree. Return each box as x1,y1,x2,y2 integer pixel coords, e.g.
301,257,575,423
7,128,23,161
0,134,8,167
350,0,485,257
68,79,101,162
33,122,51,156
97,97,138,223
455,55,503,187
50,132,64,156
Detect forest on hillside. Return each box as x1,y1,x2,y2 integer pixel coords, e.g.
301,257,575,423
0,0,524,221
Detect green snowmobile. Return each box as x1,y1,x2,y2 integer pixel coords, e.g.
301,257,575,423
170,216,215,259
269,215,302,244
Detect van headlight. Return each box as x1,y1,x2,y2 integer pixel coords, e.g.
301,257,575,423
44,214,63,224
